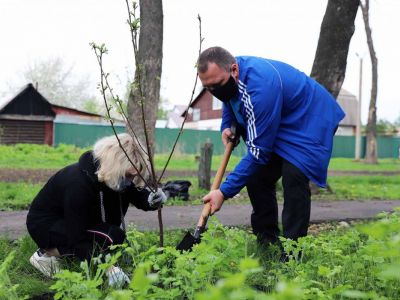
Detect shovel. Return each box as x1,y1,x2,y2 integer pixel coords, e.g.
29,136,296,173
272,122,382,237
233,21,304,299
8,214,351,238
176,137,235,251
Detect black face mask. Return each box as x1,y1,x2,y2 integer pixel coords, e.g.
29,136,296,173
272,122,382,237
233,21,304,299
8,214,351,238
209,75,238,102
115,177,133,192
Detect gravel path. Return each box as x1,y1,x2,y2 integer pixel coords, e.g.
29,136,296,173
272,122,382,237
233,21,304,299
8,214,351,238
1,200,399,240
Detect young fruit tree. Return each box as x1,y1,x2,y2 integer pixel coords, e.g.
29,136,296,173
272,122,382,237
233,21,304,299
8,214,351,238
91,1,203,247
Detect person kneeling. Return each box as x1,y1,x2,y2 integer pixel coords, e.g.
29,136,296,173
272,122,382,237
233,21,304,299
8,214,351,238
26,133,166,287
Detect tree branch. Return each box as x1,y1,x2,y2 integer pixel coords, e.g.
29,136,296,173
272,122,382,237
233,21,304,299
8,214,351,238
90,43,155,192
100,68,154,179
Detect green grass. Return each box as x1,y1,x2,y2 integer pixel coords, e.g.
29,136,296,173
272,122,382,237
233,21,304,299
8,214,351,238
328,157,400,172
0,144,87,169
0,182,43,211
0,236,54,298
1,143,398,172
0,144,241,171
325,175,400,200
166,175,400,204
1,175,399,211
0,144,398,211
154,153,241,172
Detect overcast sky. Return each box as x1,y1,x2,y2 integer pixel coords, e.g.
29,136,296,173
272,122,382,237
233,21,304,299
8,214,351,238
0,0,399,123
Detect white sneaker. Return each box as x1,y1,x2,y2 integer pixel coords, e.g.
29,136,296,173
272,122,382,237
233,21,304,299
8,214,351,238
106,265,130,288
29,249,60,277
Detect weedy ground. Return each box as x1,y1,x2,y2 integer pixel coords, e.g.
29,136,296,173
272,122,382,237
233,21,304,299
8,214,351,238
1,210,400,299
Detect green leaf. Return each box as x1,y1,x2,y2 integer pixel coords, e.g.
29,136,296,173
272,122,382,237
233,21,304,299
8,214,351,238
341,290,369,299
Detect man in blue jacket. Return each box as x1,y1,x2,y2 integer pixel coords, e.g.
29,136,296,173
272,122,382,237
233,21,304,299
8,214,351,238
199,46,345,246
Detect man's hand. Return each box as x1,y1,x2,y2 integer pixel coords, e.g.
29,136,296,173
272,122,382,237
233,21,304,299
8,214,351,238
222,128,234,146
203,189,225,215
222,127,239,147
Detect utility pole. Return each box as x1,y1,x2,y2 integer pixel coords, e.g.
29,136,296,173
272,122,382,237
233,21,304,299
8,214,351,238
355,53,363,160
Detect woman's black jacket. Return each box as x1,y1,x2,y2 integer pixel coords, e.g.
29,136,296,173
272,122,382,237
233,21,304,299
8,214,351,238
26,150,154,250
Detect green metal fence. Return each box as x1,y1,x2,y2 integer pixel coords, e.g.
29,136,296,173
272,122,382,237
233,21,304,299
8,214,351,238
54,123,400,158
54,123,125,147
155,128,248,157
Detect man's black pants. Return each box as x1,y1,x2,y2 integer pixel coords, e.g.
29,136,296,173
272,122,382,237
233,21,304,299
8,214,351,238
246,153,311,244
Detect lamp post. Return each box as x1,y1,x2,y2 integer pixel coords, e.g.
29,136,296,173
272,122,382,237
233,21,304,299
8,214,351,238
355,53,363,161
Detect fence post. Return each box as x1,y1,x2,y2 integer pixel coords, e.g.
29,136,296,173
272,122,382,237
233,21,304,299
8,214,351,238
198,142,213,190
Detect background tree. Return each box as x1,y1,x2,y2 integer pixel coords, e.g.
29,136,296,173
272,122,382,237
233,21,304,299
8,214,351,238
310,0,360,98
16,57,99,111
127,0,163,151
92,0,165,246
83,98,102,114
375,119,398,135
360,0,378,164
310,0,359,194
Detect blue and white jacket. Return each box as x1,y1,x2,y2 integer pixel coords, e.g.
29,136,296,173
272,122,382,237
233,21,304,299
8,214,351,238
219,56,345,198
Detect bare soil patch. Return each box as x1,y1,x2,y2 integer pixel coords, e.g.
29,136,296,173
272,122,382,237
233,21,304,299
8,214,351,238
0,168,399,184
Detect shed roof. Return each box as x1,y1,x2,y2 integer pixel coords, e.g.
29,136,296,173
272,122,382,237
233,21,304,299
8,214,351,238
0,83,106,119
0,83,55,117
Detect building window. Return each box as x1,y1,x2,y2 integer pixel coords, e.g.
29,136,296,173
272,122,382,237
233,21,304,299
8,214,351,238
192,108,200,121
212,96,223,110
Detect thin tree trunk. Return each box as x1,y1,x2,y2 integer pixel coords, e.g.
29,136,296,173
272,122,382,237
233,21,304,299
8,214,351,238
360,0,378,164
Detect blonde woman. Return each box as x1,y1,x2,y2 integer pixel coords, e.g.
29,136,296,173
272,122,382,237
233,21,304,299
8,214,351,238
26,133,166,286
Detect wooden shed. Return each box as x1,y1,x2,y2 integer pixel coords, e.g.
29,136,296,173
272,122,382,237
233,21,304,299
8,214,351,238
0,83,106,145
0,83,55,144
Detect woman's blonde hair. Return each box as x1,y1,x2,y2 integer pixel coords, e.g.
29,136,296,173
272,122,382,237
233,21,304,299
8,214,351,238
93,133,150,190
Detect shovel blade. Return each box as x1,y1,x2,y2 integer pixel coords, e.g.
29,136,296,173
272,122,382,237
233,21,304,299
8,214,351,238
176,231,200,251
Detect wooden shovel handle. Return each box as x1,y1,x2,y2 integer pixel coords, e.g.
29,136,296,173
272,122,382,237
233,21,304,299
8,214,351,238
196,141,234,228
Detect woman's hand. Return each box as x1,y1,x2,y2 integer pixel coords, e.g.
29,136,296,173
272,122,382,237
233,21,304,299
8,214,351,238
147,188,168,208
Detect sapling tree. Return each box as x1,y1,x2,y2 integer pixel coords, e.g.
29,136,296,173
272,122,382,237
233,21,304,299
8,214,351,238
91,1,203,247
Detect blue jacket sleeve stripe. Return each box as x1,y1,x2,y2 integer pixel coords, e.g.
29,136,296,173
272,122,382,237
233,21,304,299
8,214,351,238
220,77,283,198
238,81,259,159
